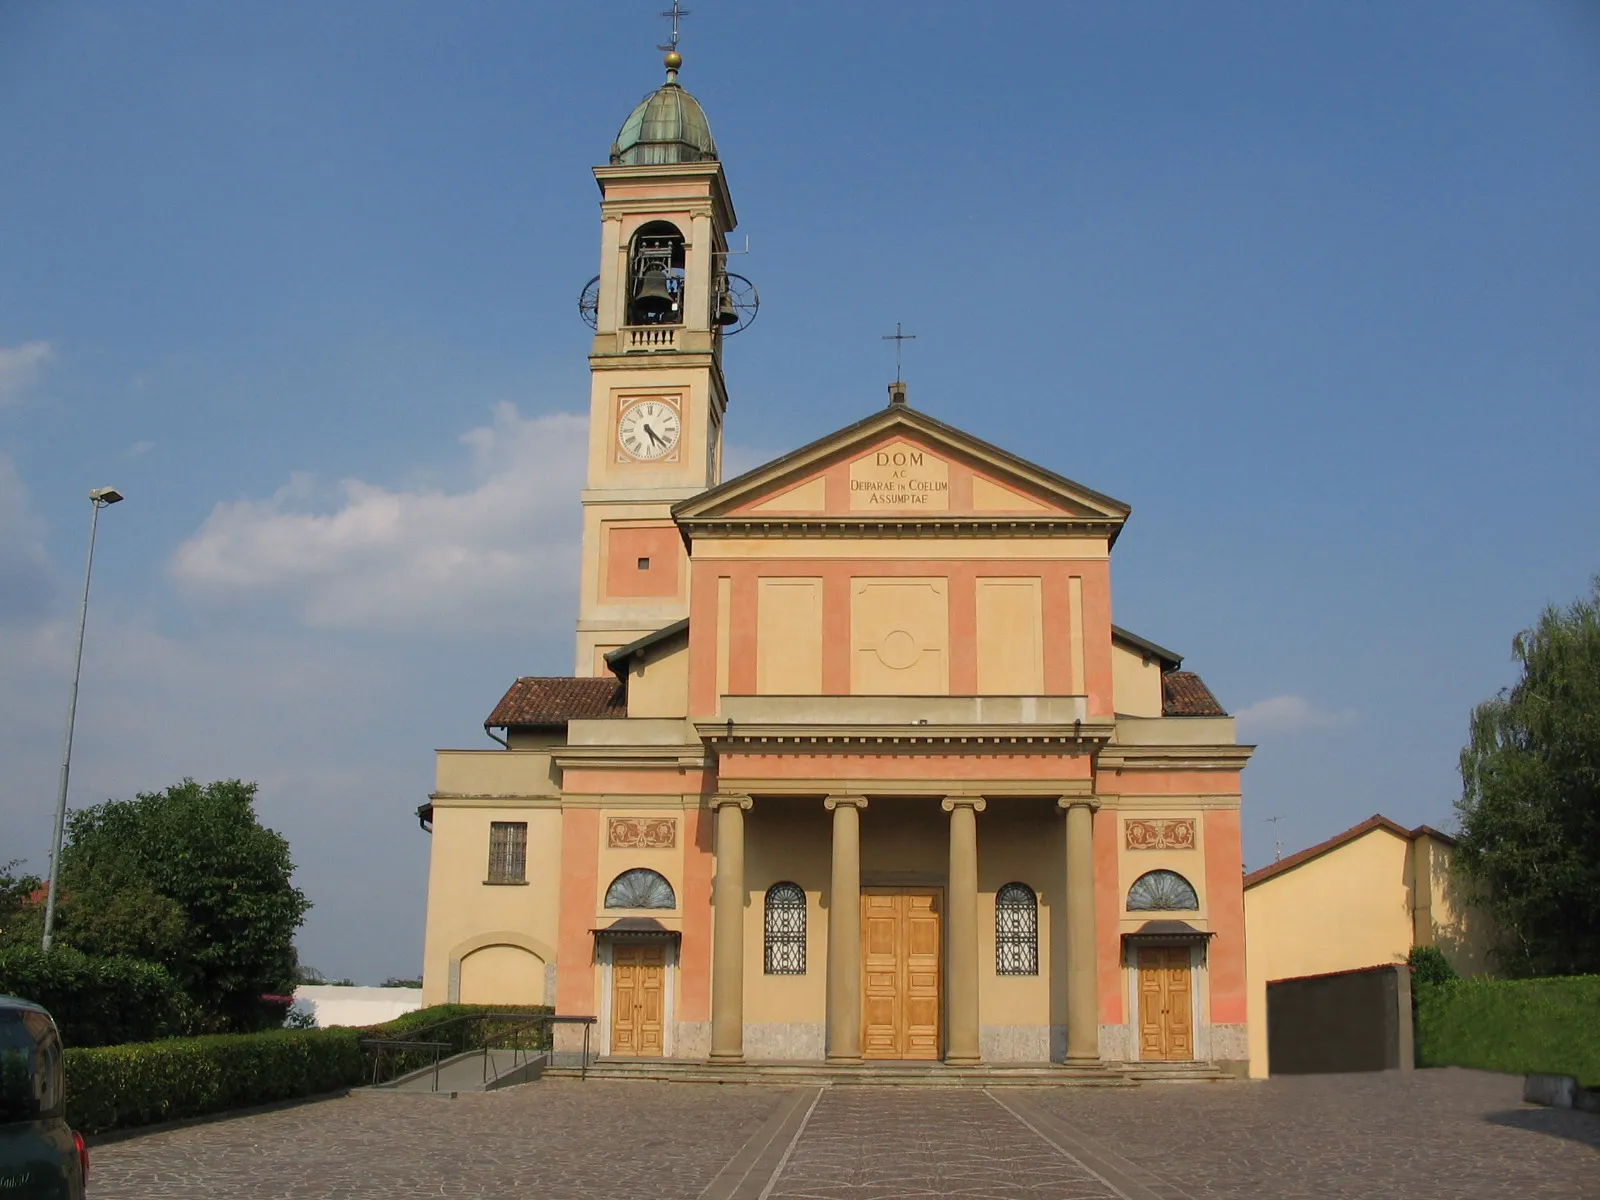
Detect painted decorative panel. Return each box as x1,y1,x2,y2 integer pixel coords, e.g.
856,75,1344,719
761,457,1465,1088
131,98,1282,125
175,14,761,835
607,817,677,850
1124,818,1196,851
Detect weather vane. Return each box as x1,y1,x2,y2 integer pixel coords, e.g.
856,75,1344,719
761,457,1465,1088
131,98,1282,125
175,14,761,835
882,322,917,383
658,1,690,52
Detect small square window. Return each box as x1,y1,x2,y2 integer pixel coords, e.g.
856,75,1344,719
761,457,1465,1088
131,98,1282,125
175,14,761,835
637,557,651,570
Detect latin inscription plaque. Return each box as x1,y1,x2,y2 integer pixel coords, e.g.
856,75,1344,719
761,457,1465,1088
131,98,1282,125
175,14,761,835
849,441,949,511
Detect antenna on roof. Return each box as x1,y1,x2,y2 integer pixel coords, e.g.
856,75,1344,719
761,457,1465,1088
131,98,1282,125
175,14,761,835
1262,815,1284,863
882,322,916,406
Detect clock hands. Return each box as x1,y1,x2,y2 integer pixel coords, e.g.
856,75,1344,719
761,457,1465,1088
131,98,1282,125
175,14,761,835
643,424,666,449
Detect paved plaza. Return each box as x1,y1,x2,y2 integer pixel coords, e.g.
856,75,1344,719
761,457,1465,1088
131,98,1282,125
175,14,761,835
90,1068,1599,1199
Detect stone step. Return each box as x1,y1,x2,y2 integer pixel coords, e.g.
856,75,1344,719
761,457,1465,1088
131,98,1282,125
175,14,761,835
541,1058,1138,1088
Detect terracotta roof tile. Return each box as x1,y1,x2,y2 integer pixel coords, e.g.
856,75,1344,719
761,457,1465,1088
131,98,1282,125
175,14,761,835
486,676,626,728
1162,671,1227,717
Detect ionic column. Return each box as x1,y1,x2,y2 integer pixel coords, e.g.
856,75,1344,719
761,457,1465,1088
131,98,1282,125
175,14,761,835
1059,797,1101,1063
824,796,867,1064
709,795,751,1063
942,797,986,1065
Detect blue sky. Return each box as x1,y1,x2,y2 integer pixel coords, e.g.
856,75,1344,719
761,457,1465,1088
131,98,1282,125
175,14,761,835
2,2,1596,983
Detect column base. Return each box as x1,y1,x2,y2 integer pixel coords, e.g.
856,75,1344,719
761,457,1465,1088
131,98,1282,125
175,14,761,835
1064,1054,1103,1066
943,1054,982,1066
707,1052,746,1064
824,1054,863,1066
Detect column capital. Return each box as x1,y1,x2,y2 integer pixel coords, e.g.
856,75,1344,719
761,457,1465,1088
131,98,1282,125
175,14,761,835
824,795,868,811
710,795,753,811
1057,797,1101,813
940,797,988,813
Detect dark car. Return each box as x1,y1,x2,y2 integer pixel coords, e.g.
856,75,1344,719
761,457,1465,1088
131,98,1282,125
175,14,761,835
0,996,86,1199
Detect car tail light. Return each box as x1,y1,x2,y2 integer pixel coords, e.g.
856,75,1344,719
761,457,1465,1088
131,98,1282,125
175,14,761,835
74,1130,89,1184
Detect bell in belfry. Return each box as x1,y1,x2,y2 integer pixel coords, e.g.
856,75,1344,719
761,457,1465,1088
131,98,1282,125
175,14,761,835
713,278,739,326
633,266,674,318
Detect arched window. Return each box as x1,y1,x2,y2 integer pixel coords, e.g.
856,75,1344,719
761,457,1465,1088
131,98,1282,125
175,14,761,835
604,868,676,910
995,883,1039,975
628,221,686,326
1127,870,1199,912
763,882,806,975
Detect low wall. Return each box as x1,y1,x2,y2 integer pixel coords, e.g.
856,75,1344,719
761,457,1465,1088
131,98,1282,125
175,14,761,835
292,985,425,1028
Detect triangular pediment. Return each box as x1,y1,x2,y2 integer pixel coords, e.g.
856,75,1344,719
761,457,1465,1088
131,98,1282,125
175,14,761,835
674,405,1130,534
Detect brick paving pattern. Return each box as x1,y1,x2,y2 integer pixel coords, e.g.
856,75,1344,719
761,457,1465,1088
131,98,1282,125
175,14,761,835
89,1081,786,1199
89,1069,1600,1199
765,1089,1120,1199
1032,1067,1600,1199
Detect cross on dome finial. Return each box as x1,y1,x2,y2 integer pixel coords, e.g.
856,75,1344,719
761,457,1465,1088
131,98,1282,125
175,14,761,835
658,2,690,80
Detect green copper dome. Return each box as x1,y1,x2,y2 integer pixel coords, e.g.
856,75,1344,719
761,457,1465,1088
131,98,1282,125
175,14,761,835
610,61,717,166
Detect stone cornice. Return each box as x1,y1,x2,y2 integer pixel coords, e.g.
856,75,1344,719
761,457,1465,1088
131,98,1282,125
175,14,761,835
676,516,1124,542
1096,744,1255,772
698,722,1116,753
428,794,563,808
552,744,710,772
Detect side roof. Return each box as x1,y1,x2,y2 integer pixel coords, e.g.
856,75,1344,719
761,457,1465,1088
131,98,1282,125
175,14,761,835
1243,814,1457,889
485,676,627,729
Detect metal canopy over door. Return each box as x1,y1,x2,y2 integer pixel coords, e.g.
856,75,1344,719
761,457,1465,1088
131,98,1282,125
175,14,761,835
861,887,941,1060
610,943,666,1056
1137,946,1194,1061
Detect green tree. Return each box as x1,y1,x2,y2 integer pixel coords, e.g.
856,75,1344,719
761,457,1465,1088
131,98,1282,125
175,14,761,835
1456,579,1600,976
0,861,43,945
58,779,310,1030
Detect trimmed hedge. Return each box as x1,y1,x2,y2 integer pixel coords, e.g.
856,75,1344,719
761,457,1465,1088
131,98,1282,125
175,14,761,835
0,945,190,1047
64,1028,364,1134
1416,974,1600,1087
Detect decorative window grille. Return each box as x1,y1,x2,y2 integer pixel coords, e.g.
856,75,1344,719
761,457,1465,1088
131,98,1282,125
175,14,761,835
1126,870,1199,912
995,882,1039,975
487,822,527,884
604,868,676,910
763,882,807,975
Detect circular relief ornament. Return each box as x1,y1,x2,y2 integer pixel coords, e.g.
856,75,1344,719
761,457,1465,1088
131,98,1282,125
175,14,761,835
876,629,920,671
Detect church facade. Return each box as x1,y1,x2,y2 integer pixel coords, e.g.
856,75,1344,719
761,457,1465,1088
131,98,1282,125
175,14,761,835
418,53,1254,1075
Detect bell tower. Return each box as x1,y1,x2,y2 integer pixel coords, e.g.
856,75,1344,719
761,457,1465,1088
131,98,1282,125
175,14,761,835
573,48,753,676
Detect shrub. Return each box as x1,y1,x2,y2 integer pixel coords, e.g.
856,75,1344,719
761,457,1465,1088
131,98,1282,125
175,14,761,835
1416,974,1600,1087
0,945,190,1046
1407,945,1458,988
64,1028,364,1134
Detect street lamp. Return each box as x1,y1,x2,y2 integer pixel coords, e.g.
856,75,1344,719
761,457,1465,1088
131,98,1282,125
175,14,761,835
41,487,123,952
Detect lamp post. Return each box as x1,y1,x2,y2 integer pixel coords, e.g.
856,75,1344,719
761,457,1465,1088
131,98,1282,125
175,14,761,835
41,487,123,953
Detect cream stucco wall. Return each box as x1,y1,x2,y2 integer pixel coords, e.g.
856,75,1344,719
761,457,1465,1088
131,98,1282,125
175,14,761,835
420,803,562,1007
1111,642,1163,717
1243,828,1414,1078
626,640,690,718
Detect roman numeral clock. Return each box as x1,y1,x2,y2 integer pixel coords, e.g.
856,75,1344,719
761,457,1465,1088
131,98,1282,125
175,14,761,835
617,396,682,462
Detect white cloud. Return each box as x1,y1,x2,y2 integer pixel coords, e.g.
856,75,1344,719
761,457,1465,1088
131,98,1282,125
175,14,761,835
1235,694,1360,736
125,440,156,459
170,403,587,632
0,341,55,407
0,452,56,620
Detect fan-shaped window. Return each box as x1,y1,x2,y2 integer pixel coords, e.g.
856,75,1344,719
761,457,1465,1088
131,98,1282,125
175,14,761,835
604,868,676,910
995,882,1038,975
1126,870,1199,912
763,882,806,975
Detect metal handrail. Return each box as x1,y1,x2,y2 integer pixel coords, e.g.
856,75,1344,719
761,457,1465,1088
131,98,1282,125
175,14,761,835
360,1012,597,1090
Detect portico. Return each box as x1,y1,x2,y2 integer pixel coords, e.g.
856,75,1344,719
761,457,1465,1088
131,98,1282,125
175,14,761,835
706,783,1105,1067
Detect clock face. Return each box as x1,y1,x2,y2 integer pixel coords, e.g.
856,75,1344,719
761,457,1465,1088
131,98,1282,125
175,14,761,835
618,399,681,461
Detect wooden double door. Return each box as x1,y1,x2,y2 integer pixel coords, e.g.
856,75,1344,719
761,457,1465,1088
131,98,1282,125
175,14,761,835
610,943,666,1057
861,887,942,1060
1137,946,1194,1061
